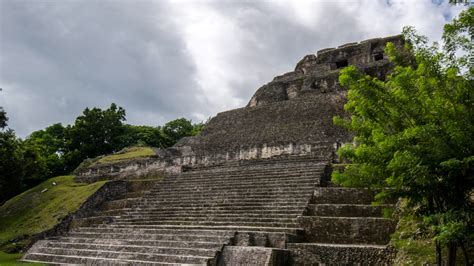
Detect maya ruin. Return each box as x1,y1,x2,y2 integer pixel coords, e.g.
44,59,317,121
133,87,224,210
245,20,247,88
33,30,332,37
18,35,406,265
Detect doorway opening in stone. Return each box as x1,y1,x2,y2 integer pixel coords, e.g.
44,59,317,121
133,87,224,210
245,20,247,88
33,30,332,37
373,53,384,61
336,59,348,69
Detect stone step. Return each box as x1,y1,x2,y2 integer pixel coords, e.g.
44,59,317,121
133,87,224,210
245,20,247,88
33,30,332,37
75,227,235,237
112,220,299,228
307,204,393,217
27,247,213,264
102,224,302,234
22,253,187,265
38,241,218,257
137,198,308,205
127,179,162,192
153,184,316,193
127,205,306,211
153,179,319,189
117,213,302,219
130,203,307,209
312,187,376,205
116,191,146,200
67,231,230,243
185,160,326,173
120,210,303,217
172,170,324,181
288,243,395,265
51,237,224,250
140,195,311,203
298,216,396,245
149,189,314,197
145,192,312,199
115,216,298,223
100,198,141,210
156,177,320,189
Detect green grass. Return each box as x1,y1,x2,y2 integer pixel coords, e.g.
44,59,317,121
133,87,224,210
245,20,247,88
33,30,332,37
95,147,156,165
391,214,436,265
0,176,105,253
0,251,45,265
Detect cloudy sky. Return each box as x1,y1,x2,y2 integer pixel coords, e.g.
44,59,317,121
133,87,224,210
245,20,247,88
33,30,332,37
0,0,466,137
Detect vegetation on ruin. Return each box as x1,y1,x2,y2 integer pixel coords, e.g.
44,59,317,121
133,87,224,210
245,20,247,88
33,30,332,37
332,8,473,265
0,176,105,253
95,146,156,165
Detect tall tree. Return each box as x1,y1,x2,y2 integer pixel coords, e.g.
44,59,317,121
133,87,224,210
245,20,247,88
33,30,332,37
64,103,126,172
25,123,67,178
162,118,195,146
332,8,473,265
0,106,24,203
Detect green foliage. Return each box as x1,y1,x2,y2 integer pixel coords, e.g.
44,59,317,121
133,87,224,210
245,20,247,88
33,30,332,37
0,130,24,204
0,176,105,252
63,103,126,172
0,251,45,265
25,123,66,178
0,106,7,129
391,213,436,265
120,125,165,148
162,118,194,146
333,8,473,264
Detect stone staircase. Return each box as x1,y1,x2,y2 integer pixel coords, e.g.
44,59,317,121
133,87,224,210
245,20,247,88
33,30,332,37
288,186,397,265
22,155,327,265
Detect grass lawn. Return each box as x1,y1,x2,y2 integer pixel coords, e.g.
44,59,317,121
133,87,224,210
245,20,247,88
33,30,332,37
0,251,45,265
96,146,156,165
0,175,106,253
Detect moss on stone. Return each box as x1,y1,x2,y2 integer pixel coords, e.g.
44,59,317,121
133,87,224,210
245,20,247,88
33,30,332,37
0,176,105,252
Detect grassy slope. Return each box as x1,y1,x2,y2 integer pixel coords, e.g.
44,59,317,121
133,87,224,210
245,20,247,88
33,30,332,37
0,176,105,252
95,147,156,165
0,251,45,265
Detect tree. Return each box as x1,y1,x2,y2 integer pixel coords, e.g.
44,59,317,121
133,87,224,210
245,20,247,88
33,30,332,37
162,118,195,146
25,123,67,178
332,8,473,265
0,106,24,203
0,107,7,130
120,125,165,148
64,103,126,172
0,129,24,204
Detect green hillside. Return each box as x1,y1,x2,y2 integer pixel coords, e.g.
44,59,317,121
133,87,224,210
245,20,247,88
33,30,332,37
0,176,105,253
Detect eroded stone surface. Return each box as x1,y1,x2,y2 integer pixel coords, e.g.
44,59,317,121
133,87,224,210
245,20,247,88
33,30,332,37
218,246,290,266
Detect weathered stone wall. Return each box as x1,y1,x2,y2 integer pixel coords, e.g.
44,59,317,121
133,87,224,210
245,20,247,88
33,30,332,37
288,243,395,265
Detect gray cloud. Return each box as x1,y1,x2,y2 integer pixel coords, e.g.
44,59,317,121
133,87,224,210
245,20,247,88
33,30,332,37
0,0,465,137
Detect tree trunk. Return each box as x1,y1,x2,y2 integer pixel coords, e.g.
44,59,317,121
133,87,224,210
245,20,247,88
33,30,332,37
436,241,442,266
460,241,470,265
447,241,457,266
